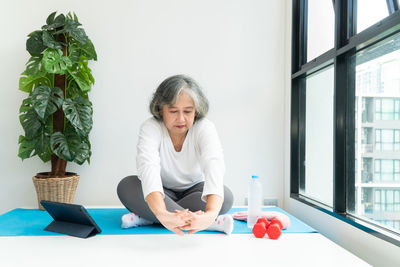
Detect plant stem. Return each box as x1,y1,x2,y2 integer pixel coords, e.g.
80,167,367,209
64,34,68,131
51,33,68,176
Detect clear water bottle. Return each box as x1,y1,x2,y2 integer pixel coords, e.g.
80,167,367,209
247,175,262,228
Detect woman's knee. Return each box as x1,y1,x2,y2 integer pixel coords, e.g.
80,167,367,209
117,175,142,203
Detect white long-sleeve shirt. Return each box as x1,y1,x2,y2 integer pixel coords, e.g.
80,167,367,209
136,117,225,202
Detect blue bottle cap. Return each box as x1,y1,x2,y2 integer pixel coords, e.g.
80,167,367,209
252,175,259,179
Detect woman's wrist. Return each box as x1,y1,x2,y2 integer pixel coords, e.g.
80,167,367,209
145,192,169,219
154,208,170,219
204,194,223,220
204,210,219,221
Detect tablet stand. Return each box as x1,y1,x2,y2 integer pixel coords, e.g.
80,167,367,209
41,200,102,238
44,220,99,238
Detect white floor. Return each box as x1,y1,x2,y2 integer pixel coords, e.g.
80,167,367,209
0,232,370,267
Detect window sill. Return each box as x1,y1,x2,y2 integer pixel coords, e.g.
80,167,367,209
291,193,400,247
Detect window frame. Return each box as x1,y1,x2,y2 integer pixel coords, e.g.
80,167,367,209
291,0,400,246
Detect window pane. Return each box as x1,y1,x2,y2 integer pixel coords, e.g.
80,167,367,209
354,32,400,233
382,130,394,151
395,191,400,211
307,0,335,61
357,0,389,33
374,190,381,211
304,65,334,206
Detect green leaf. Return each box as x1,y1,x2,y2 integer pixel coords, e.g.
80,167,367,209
42,13,65,30
42,31,62,49
37,117,53,162
50,132,74,161
79,39,97,60
78,56,93,82
18,135,36,160
46,11,57,25
68,39,97,63
19,98,32,113
68,126,90,165
62,96,92,136
50,126,90,164
35,131,49,154
25,55,42,76
73,13,79,23
31,85,64,119
70,28,88,44
72,140,90,165
67,67,91,92
34,124,51,159
83,135,91,164
42,48,72,74
66,12,78,22
38,150,51,162
65,79,81,99
18,120,52,162
68,56,94,88
54,18,80,33
20,107,42,137
19,71,51,93
68,42,81,63
58,19,87,44
26,31,46,55
54,14,66,25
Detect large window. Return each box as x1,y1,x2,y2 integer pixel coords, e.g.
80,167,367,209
291,0,400,246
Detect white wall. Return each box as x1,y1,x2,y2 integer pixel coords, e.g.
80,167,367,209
0,0,286,214
283,1,400,266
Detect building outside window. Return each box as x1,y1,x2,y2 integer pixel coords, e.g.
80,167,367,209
355,39,400,232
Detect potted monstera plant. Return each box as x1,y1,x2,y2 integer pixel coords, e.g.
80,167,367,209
18,11,97,209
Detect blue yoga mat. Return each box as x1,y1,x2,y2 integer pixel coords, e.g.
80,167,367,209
0,207,316,236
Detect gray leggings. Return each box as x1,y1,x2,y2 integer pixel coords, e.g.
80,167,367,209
117,175,234,223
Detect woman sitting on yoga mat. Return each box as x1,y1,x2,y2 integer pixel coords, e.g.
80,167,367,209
117,74,234,235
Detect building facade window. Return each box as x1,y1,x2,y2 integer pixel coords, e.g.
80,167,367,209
375,98,400,120
374,159,400,182
374,189,400,212
375,129,400,151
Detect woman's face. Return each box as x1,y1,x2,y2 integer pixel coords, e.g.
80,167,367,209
161,91,196,137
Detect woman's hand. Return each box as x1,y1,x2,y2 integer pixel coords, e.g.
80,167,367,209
180,194,223,234
180,210,217,234
156,209,193,236
146,192,193,236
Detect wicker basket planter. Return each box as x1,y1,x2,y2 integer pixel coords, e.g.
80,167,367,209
32,172,80,210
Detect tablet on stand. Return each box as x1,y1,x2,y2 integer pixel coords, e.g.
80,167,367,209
40,200,102,238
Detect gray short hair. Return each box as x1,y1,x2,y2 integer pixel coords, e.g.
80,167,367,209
149,75,209,121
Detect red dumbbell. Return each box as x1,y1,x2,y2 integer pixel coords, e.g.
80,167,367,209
266,218,283,240
252,218,270,238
